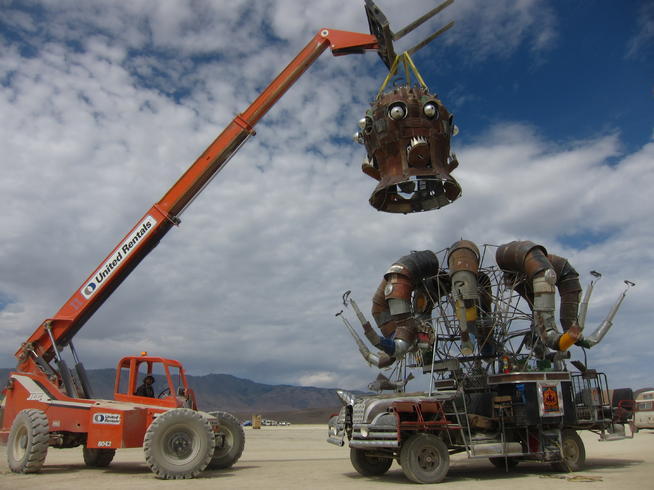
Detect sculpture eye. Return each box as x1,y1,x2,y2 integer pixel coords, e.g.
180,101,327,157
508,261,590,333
358,116,373,134
388,102,407,120
423,102,438,119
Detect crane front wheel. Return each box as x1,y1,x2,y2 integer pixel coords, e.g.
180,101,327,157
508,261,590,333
144,408,214,479
7,409,49,473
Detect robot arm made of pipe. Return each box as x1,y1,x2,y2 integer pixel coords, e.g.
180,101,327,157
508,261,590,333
336,291,397,368
497,241,635,352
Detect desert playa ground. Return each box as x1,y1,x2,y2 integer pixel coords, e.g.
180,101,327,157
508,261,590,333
1,425,653,489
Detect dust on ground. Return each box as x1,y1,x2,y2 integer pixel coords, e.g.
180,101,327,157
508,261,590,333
1,425,653,489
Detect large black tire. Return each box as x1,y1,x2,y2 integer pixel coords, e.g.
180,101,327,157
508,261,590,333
350,448,393,476
206,411,245,470
489,456,520,469
83,446,116,467
7,409,49,473
551,429,586,472
400,433,450,484
143,408,215,479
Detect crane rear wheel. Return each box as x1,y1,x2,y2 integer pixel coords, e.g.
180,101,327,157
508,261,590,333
83,446,116,467
206,411,245,469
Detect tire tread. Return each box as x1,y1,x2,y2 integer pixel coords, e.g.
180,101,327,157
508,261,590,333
8,409,49,473
144,408,214,479
206,411,245,470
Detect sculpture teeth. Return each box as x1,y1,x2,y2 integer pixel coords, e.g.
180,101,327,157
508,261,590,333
410,136,428,148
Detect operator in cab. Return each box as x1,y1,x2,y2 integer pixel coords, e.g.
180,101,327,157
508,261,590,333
135,375,155,397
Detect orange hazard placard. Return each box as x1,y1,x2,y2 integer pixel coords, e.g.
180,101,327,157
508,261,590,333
539,383,563,417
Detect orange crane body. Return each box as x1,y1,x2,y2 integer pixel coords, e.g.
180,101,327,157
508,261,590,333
13,28,379,375
0,28,379,477
1,0,454,478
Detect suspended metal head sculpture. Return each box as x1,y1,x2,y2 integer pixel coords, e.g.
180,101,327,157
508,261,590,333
357,1,462,213
357,82,461,213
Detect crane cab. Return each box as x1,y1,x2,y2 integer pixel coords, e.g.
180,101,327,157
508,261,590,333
113,355,198,410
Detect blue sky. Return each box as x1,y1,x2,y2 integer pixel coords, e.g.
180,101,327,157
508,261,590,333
0,0,652,391
430,1,653,155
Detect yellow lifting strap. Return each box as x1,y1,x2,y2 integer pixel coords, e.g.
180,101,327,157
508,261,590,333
376,51,429,100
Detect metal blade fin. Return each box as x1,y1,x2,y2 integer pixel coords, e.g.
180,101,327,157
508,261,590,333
392,0,454,40
365,0,455,68
406,20,455,57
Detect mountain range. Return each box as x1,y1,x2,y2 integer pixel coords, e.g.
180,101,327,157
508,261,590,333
0,368,342,423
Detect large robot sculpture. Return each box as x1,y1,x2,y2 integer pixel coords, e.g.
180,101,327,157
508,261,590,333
338,239,634,377
355,85,462,213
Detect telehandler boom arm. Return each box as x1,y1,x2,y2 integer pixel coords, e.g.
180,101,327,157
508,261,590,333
16,29,379,372
15,0,456,378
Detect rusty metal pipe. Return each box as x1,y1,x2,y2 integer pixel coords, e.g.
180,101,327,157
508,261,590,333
496,241,579,351
496,241,551,279
381,251,439,325
447,240,480,355
369,250,441,362
548,254,582,332
371,279,393,336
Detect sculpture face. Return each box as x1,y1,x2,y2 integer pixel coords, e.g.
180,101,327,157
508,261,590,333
356,85,462,213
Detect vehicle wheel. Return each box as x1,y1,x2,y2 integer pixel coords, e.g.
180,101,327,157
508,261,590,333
144,408,214,479
83,446,116,467
350,448,393,476
400,433,450,484
489,456,520,469
551,429,586,472
7,409,49,473
206,411,245,469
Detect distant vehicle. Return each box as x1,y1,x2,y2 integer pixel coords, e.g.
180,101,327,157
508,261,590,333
637,391,654,400
634,391,654,430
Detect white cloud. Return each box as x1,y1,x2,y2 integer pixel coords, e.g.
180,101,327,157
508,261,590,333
440,0,558,61
297,371,339,387
626,1,654,59
0,1,651,394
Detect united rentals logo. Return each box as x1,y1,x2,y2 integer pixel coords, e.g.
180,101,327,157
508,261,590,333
81,215,157,300
93,413,121,425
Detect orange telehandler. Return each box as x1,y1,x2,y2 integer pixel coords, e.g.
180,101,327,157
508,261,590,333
0,0,456,479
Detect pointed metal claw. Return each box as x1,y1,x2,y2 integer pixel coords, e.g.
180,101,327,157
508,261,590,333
365,0,455,68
